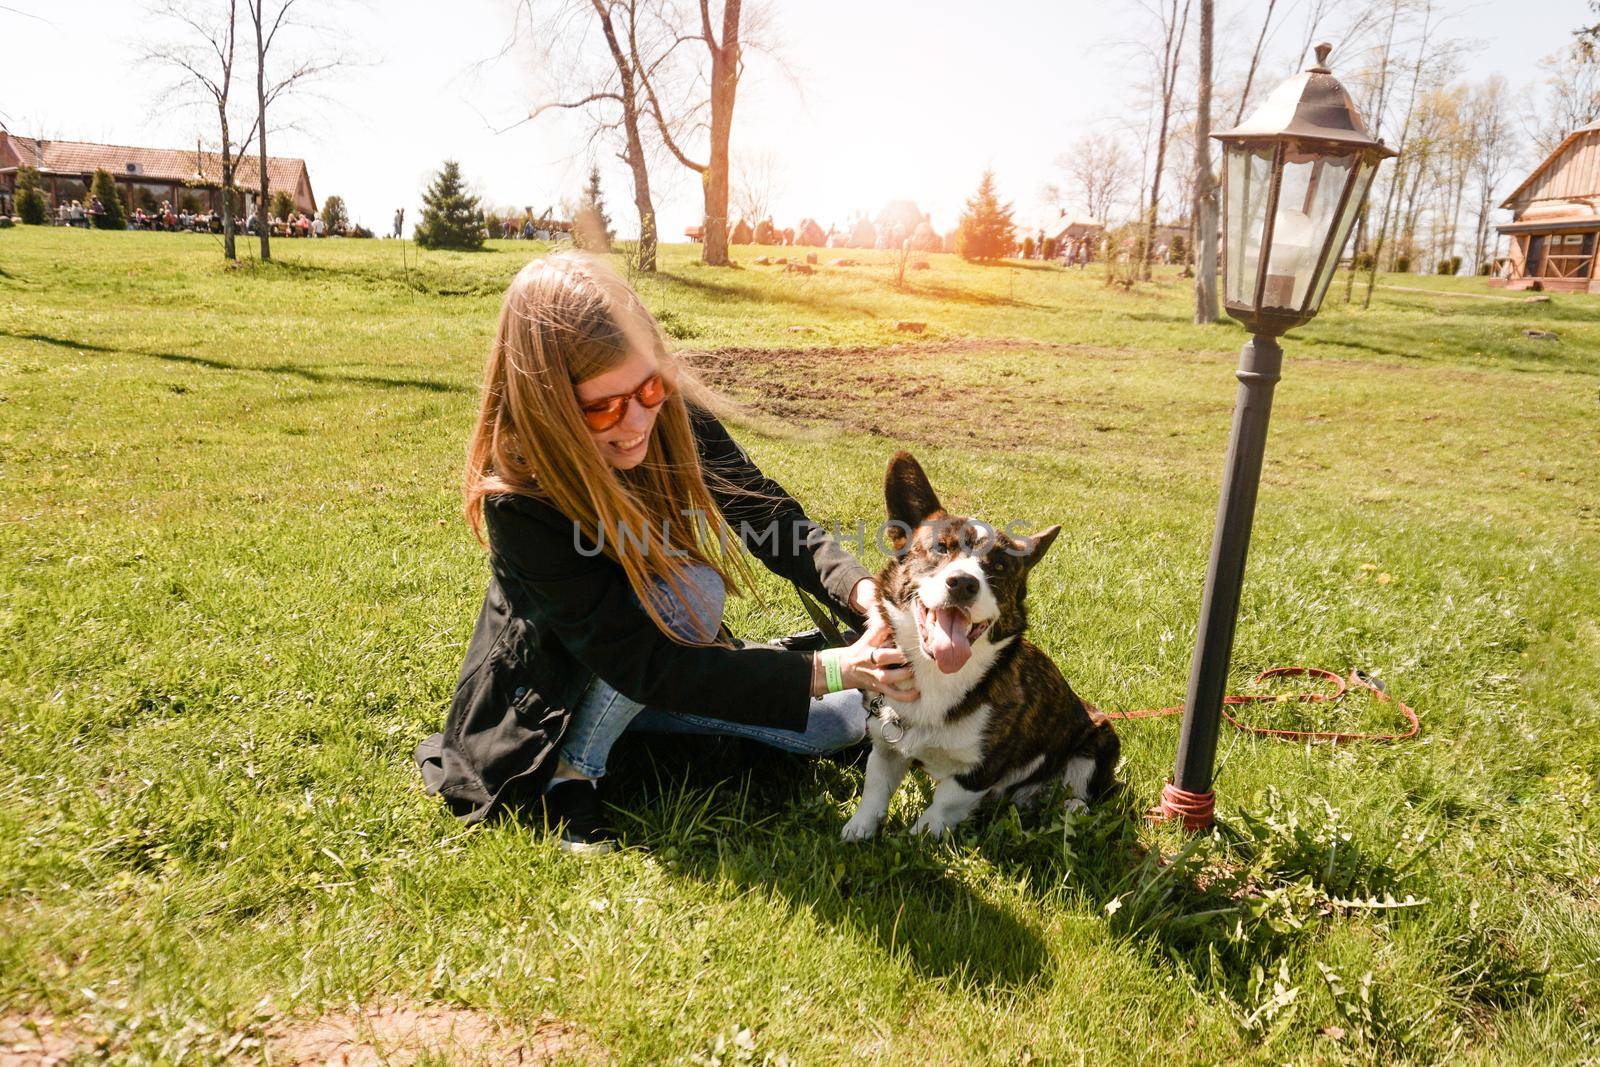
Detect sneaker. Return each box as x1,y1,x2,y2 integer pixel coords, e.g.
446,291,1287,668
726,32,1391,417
541,779,616,855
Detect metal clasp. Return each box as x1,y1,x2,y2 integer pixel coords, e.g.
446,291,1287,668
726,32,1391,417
866,694,905,744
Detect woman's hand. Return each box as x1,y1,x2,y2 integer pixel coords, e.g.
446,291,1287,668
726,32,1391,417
812,626,920,703
848,577,877,617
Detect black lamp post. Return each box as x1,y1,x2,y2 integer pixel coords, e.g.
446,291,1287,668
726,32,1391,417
1157,44,1396,831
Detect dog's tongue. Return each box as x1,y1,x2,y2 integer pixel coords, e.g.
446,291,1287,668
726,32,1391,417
927,606,972,674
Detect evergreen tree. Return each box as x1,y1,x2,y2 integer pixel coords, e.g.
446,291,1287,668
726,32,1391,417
15,166,47,225
89,169,126,230
574,165,612,251
954,170,1016,263
414,160,484,251
270,190,295,221
319,195,350,234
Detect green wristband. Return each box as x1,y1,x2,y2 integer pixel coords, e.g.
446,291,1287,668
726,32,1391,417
819,649,846,694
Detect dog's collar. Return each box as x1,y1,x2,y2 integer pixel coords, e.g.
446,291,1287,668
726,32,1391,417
865,693,905,743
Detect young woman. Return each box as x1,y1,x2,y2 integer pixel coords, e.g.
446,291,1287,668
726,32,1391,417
415,252,917,853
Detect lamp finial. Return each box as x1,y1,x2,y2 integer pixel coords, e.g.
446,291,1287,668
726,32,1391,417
1312,42,1333,73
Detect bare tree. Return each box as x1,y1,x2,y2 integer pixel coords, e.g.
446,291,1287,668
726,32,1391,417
1194,0,1218,322
1341,0,1405,303
1135,0,1192,279
246,0,344,261
1526,43,1600,157
1392,81,1450,270
1049,134,1139,223
144,0,255,261
1049,133,1132,222
517,0,663,271
633,0,747,266
1363,0,1439,307
1428,84,1473,271
731,147,783,226
1468,76,1516,274
1232,0,1279,125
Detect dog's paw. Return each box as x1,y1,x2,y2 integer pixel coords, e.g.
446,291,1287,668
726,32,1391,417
1063,797,1089,815
840,812,880,842
909,813,951,838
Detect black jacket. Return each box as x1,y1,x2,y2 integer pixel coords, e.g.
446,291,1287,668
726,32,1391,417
414,406,872,823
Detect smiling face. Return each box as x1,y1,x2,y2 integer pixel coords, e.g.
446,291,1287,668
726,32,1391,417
878,452,1059,674
574,345,664,470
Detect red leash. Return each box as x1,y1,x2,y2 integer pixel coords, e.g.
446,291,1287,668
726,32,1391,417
1096,666,1420,744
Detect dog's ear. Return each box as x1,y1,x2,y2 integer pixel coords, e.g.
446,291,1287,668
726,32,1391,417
884,452,944,551
1017,524,1061,569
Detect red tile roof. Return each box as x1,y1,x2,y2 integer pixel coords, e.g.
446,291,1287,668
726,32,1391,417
0,133,309,198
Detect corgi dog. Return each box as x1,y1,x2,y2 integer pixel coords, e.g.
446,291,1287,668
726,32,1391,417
841,452,1120,840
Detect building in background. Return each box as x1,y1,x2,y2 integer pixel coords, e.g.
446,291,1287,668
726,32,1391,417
1492,119,1599,294
0,132,314,219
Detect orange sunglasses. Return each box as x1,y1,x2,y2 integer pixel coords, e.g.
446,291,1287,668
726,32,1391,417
577,372,669,432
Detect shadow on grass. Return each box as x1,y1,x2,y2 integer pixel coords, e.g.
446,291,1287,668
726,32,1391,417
566,735,1513,1022
1,330,118,352
593,737,1051,991
657,269,879,320
152,350,469,394
899,280,1050,310
585,737,1369,998
254,256,512,297
0,329,467,394
1124,310,1192,324
1302,335,1417,361
1304,298,1600,376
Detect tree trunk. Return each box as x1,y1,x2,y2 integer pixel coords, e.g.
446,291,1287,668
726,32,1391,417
593,0,656,272
1343,205,1367,302
1445,155,1466,266
1472,196,1491,275
622,95,656,271
254,5,271,261
220,109,237,261
1142,130,1169,281
629,153,657,272
1399,159,1425,267
1363,168,1401,306
698,0,741,267
1140,0,1188,281
1193,0,1218,322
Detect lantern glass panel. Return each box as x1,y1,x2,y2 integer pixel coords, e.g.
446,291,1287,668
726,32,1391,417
1308,159,1375,311
1224,144,1276,306
1263,148,1356,310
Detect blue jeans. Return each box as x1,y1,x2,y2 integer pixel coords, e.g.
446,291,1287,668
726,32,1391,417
558,563,867,779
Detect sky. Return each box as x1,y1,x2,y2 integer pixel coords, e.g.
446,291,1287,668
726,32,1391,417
2,0,1592,239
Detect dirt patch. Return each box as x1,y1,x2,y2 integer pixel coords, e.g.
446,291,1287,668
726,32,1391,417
689,336,1108,361
0,1012,99,1066
682,339,1144,451
265,1001,598,1066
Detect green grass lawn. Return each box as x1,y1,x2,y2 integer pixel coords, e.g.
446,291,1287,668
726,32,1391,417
2,227,1597,1063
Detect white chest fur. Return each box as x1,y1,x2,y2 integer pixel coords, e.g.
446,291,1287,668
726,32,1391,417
869,704,989,780
875,602,1015,779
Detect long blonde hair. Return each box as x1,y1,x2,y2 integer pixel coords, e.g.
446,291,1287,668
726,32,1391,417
465,251,755,644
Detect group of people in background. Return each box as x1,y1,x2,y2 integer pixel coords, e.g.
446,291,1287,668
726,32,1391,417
246,209,333,238
493,215,564,241
129,200,226,233
53,199,108,228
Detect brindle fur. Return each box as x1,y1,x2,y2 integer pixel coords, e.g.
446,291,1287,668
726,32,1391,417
843,451,1119,839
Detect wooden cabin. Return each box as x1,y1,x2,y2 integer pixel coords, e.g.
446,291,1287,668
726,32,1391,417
1492,119,1599,293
